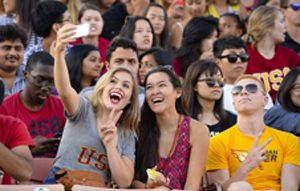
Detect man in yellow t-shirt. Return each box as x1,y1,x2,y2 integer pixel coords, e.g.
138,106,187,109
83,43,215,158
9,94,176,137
206,74,300,191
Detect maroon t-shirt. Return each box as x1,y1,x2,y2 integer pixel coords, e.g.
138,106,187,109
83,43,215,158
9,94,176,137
246,45,300,102
0,114,34,184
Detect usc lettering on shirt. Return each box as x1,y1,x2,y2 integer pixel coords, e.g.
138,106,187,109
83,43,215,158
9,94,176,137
246,45,300,102
252,67,290,93
77,146,108,172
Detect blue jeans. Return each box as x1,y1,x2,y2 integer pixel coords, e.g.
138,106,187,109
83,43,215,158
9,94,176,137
43,166,61,184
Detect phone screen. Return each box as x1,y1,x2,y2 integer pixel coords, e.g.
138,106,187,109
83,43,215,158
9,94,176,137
71,23,90,38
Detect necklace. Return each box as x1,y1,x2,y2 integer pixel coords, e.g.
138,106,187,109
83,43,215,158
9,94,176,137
157,115,182,170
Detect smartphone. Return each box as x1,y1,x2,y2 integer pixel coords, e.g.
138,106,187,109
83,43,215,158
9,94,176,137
71,23,90,39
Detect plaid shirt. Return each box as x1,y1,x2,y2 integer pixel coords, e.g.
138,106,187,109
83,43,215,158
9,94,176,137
1,65,26,97
24,34,72,65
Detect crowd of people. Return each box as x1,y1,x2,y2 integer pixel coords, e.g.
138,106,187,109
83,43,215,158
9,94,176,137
0,0,300,190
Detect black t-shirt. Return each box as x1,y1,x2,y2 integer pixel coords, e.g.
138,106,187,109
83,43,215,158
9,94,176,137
207,111,237,137
281,32,300,55
101,3,128,40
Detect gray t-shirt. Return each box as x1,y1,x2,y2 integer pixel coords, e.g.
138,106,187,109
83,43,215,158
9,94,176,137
54,96,136,182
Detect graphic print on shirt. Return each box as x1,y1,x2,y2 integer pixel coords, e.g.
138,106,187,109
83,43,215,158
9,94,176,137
77,146,109,173
231,149,278,165
252,67,290,92
29,116,63,137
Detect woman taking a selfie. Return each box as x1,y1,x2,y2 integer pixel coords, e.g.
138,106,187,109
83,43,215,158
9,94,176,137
46,24,140,187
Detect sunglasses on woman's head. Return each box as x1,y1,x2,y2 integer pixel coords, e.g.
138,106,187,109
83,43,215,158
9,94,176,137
231,83,259,95
218,53,249,63
198,78,224,88
290,3,300,11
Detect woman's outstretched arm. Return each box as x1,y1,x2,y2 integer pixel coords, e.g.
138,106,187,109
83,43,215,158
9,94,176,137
53,24,80,116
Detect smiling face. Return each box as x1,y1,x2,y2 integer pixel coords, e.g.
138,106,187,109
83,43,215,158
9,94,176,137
0,39,24,73
195,71,223,102
232,78,268,115
80,9,104,36
146,6,166,36
82,50,101,79
145,72,181,114
133,19,153,52
102,71,134,111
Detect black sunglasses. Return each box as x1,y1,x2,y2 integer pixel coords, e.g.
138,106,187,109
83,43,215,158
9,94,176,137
290,3,300,11
218,53,249,63
198,78,224,88
231,83,258,95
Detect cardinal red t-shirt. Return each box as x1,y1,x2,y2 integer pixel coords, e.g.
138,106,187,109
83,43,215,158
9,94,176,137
246,45,300,102
0,92,66,139
0,114,34,184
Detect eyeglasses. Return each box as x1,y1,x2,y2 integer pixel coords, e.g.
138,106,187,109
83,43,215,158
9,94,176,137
289,3,300,11
28,73,54,87
198,78,224,88
231,83,259,95
218,53,249,63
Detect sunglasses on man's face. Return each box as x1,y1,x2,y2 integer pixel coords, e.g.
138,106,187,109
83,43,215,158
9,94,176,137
290,3,300,11
198,78,224,88
231,83,259,96
218,53,249,64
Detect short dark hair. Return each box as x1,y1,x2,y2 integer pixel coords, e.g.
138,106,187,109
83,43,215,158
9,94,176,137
213,36,247,58
25,51,54,72
106,38,139,62
0,24,27,48
277,67,300,112
31,1,68,37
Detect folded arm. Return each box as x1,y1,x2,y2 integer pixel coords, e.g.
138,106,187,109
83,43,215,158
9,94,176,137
0,143,33,182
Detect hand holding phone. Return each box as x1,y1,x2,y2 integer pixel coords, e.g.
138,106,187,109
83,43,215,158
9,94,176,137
70,23,90,39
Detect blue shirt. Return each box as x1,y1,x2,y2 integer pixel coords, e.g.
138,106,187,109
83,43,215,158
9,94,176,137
264,105,300,136
0,65,25,97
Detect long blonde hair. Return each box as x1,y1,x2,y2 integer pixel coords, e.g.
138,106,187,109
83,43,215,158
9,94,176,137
243,6,280,46
90,67,140,133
